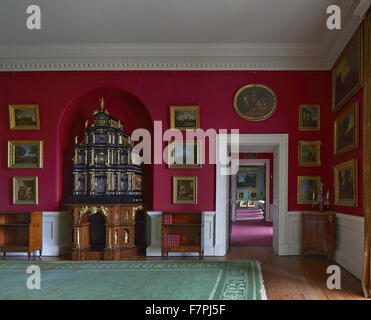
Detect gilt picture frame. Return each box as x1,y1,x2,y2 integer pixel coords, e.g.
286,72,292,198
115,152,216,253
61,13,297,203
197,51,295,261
167,140,202,169
334,102,359,156
298,140,321,167
173,176,197,204
9,105,40,130
333,159,358,207
249,190,258,200
12,176,39,205
170,106,199,131
332,28,363,112
233,83,277,121
297,176,321,204
8,140,43,169
299,104,320,131
236,170,258,189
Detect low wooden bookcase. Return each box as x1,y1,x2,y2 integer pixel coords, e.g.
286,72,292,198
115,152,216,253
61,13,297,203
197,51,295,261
0,211,42,259
161,211,202,258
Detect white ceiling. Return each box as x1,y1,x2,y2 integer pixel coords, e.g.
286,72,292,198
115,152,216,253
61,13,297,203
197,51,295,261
0,0,369,71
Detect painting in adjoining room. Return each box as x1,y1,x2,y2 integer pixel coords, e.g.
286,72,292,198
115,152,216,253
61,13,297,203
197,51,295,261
299,104,320,131
297,176,321,204
8,140,43,169
9,105,40,130
249,190,258,199
334,102,359,156
237,192,244,199
233,83,277,121
167,141,202,168
173,176,197,204
298,140,321,167
333,159,358,207
12,176,38,205
170,106,199,131
236,169,258,189
332,29,363,112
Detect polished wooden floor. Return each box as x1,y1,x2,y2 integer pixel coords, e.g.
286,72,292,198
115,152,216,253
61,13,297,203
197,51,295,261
0,246,365,300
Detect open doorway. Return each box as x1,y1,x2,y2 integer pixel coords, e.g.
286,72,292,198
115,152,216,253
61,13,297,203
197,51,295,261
230,157,273,247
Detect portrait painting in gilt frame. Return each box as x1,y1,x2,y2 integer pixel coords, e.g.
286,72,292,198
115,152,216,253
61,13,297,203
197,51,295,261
170,106,199,131
297,176,321,204
8,140,43,169
333,159,358,207
334,102,359,156
13,176,39,205
173,176,197,204
233,84,277,121
298,140,321,167
332,29,363,112
167,140,202,169
299,104,320,131
9,105,40,130
237,192,244,199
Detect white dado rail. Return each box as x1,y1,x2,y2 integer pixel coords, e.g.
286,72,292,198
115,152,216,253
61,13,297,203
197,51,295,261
284,211,364,280
146,211,216,257
2,211,71,257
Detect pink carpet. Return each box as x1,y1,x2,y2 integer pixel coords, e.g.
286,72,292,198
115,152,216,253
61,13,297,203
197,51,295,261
231,210,273,247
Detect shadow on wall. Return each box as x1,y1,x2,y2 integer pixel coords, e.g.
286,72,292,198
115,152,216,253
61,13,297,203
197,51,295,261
57,87,154,210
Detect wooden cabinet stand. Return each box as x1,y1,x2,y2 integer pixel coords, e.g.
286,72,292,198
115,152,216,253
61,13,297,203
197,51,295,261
161,211,202,258
301,212,335,261
0,211,42,259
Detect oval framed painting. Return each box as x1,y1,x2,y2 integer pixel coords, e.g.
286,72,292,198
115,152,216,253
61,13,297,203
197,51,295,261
233,84,277,121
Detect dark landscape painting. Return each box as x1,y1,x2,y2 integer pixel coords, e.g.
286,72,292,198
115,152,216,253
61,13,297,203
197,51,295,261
237,171,257,189
174,110,197,128
14,109,37,127
14,145,38,164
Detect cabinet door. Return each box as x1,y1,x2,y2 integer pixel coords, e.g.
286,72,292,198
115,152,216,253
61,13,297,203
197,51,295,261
30,212,42,251
303,217,326,254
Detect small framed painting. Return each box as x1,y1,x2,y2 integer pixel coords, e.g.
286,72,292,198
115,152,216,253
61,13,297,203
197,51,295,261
249,190,258,199
299,104,320,131
333,159,358,207
332,28,363,112
237,192,244,199
167,140,202,168
298,140,321,167
236,170,258,189
334,102,359,156
13,176,39,205
8,140,43,169
9,105,40,130
170,106,199,131
173,176,197,204
297,176,321,204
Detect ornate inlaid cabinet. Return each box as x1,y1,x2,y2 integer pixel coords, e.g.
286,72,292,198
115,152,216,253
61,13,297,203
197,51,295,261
66,99,146,260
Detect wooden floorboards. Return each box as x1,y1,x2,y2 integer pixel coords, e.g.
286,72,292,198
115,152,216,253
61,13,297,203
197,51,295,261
0,246,366,300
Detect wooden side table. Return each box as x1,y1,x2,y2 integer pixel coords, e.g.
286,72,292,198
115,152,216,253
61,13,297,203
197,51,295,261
301,212,335,261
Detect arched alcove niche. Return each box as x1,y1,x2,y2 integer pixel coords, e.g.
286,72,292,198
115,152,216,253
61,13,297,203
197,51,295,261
57,87,154,209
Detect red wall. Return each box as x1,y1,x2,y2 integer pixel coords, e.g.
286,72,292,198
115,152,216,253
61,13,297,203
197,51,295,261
1,70,356,214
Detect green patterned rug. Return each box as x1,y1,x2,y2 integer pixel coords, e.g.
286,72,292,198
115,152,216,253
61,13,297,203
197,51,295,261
0,260,266,300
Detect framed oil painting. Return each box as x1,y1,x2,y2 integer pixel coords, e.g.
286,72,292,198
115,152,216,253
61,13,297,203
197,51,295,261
236,170,258,189
173,176,197,204
233,84,277,121
298,140,321,167
13,176,39,205
299,104,320,131
249,190,258,199
237,192,244,199
332,29,363,112
297,176,321,204
170,106,199,131
333,159,358,207
167,140,202,168
334,102,359,156
8,140,43,169
9,105,40,130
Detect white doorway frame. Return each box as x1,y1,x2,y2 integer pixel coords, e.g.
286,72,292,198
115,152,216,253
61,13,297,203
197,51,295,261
215,134,288,256
231,159,271,222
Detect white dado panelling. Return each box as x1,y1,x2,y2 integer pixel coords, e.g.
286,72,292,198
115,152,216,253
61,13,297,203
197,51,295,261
146,211,215,257
284,211,364,279
2,211,70,257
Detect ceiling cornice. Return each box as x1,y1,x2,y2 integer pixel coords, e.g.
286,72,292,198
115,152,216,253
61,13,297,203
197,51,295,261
0,1,369,72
